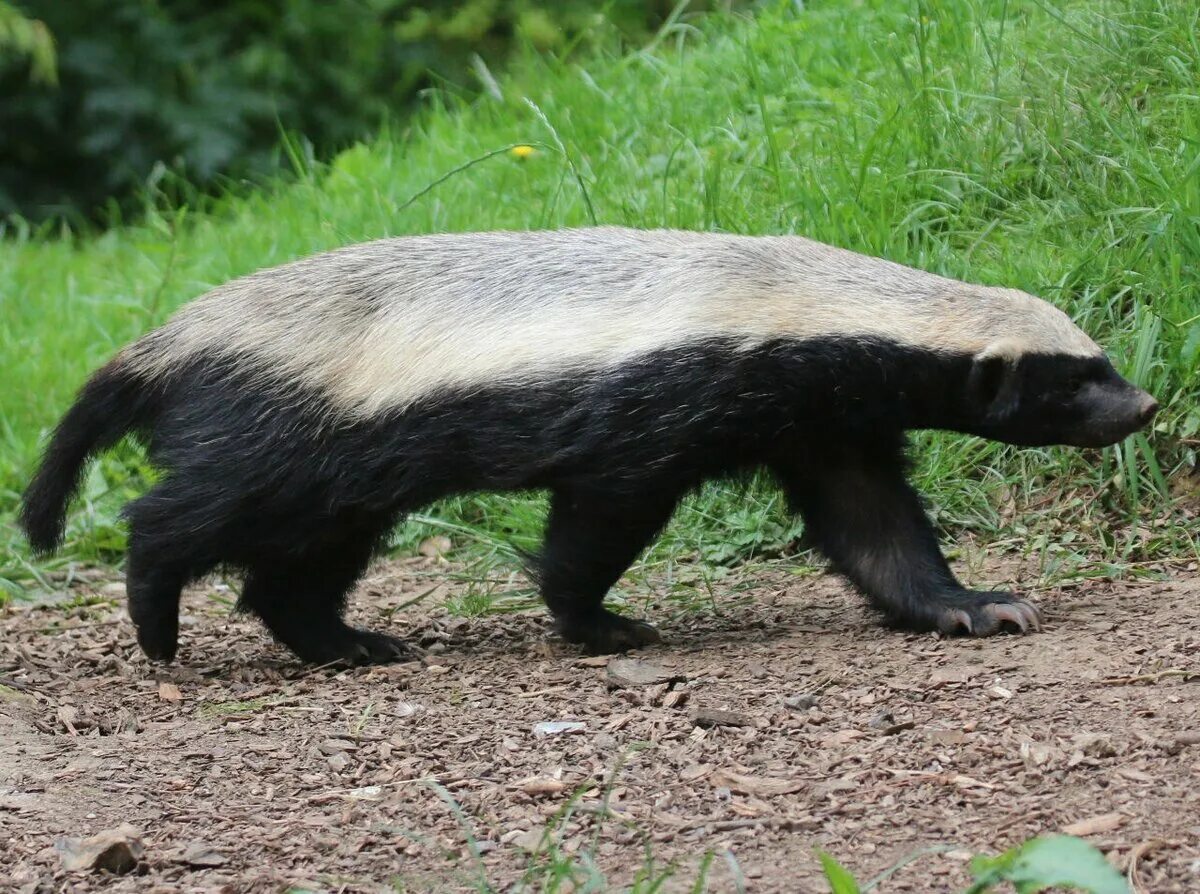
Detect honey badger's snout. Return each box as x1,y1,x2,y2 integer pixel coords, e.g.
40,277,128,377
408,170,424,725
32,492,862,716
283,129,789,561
1072,375,1158,447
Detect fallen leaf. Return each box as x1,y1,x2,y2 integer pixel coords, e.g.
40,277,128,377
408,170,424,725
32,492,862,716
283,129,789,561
157,681,183,702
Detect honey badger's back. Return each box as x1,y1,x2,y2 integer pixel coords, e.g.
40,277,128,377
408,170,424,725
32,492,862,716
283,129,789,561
22,227,1102,664
121,227,1097,418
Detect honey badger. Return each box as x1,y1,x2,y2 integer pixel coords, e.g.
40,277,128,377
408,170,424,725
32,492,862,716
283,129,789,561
21,227,1159,664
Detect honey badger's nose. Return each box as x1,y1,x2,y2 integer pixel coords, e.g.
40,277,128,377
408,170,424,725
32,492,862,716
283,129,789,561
1136,394,1159,426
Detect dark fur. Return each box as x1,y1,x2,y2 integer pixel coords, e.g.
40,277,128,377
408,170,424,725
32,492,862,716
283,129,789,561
21,335,1153,662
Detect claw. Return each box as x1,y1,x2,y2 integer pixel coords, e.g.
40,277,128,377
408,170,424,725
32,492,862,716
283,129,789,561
939,608,973,635
991,603,1029,632
1023,601,1043,632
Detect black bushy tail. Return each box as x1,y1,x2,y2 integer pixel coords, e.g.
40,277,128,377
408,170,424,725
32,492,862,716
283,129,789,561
20,360,156,554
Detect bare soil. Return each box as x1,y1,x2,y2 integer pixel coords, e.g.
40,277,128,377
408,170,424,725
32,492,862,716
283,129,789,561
2,557,1198,893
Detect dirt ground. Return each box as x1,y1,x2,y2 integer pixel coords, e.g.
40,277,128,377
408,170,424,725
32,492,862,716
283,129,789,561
2,555,1198,893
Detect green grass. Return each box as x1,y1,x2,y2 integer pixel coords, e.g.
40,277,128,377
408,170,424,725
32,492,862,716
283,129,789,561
3,0,1199,596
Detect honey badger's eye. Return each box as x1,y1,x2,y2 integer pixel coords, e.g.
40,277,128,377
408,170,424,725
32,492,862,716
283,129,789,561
1066,373,1087,393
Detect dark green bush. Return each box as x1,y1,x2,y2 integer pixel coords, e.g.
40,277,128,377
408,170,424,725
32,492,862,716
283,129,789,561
0,0,721,225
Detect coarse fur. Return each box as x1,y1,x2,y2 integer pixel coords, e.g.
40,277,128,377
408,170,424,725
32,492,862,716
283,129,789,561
20,227,1158,664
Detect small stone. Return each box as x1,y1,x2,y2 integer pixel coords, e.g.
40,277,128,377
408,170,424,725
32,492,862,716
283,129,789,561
327,752,351,773
784,694,819,711
418,535,452,557
867,710,895,730
348,785,383,801
1073,732,1118,758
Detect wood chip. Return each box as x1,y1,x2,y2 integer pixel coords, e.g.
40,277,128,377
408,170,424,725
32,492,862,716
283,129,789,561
689,706,752,728
606,658,686,688
1062,812,1127,836
709,769,804,797
531,721,585,737
157,681,183,702
179,843,226,867
56,824,144,873
929,729,965,746
929,666,976,686
516,777,567,796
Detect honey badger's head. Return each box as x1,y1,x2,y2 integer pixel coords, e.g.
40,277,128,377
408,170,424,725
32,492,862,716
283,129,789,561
960,332,1158,449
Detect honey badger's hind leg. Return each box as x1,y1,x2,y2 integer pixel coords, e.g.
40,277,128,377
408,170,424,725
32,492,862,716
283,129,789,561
534,484,682,653
125,543,187,663
776,442,1041,637
239,534,408,666
123,485,212,663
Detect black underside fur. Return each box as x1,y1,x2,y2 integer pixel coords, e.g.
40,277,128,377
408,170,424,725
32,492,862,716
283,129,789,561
30,335,1042,663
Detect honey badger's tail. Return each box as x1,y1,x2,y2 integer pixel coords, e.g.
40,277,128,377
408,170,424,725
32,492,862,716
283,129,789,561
20,360,157,554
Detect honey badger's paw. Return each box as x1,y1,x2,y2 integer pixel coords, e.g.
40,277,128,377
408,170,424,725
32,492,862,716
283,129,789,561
291,626,412,666
556,609,662,653
924,591,1042,636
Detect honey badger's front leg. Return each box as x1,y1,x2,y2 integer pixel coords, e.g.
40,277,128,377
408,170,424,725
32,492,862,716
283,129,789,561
775,442,1040,636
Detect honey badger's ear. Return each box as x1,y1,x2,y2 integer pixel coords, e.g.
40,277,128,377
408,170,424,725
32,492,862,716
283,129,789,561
968,339,1024,421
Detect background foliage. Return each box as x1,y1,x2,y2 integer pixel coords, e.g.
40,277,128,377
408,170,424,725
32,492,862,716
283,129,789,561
0,0,723,224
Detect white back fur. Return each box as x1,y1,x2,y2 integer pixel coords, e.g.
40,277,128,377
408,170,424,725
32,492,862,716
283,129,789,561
123,228,1101,417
